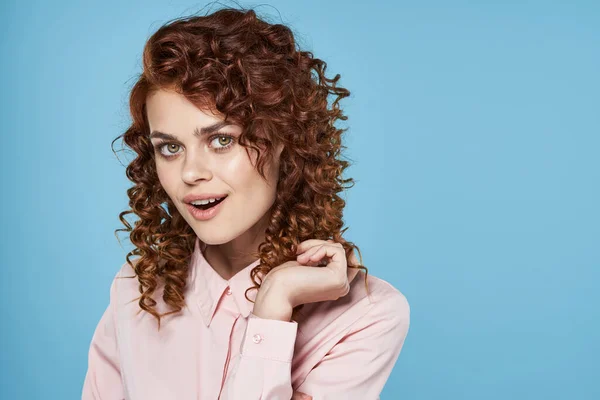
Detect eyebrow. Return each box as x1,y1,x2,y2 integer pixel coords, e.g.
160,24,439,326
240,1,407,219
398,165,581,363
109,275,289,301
149,121,233,141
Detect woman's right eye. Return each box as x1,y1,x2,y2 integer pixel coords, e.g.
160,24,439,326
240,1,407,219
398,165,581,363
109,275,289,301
152,133,236,160
153,142,182,159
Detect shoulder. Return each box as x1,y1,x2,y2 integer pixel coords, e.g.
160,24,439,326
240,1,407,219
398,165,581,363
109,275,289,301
110,257,173,314
113,258,140,286
349,270,410,330
362,270,410,322
296,269,410,339
108,258,143,306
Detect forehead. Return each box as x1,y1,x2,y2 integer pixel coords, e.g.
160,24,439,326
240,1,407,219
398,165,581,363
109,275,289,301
145,89,227,130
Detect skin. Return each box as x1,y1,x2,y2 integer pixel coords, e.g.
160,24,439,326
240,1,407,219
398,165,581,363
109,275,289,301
146,89,360,400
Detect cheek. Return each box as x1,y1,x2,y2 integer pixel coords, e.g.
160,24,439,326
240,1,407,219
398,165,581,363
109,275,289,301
156,165,177,196
221,151,258,189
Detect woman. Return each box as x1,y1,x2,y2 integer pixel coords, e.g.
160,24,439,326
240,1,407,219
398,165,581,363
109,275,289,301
82,6,410,400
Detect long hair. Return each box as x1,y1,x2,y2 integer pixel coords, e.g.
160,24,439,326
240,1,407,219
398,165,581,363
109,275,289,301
112,6,369,330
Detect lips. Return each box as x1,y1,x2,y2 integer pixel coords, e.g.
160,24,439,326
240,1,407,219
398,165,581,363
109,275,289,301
186,195,227,221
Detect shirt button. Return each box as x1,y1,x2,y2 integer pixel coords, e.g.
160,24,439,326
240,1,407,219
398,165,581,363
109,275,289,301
226,287,232,295
252,334,263,344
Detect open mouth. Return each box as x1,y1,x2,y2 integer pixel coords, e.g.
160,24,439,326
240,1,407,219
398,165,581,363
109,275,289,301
190,196,227,210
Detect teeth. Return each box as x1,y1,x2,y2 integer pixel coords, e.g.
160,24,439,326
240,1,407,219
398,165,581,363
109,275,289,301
191,197,223,205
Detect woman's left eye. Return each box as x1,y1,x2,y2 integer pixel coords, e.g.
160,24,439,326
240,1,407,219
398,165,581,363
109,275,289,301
211,135,234,150
153,134,235,159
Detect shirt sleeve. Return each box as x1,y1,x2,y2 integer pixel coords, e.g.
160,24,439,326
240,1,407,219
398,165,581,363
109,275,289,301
220,313,299,399
81,272,125,400
294,291,410,400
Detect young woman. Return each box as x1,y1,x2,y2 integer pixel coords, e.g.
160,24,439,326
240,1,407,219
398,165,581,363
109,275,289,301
82,7,410,400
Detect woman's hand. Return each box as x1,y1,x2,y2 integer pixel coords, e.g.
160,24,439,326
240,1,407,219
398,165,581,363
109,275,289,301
262,239,361,308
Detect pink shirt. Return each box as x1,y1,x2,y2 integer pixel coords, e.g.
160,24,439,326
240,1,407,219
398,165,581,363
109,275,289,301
82,237,410,399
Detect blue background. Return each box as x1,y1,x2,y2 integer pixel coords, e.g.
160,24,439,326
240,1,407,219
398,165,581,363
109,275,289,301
1,0,598,399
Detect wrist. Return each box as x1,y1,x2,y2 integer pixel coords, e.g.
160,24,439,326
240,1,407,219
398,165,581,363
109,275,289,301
253,280,294,321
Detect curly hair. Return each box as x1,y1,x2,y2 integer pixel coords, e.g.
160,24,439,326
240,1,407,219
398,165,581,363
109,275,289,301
112,6,370,330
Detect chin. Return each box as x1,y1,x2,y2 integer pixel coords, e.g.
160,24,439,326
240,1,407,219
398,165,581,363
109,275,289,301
198,237,228,246
194,229,237,246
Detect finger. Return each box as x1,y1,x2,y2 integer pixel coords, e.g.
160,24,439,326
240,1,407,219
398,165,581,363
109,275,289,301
298,243,341,265
300,244,346,274
296,244,325,264
296,239,338,254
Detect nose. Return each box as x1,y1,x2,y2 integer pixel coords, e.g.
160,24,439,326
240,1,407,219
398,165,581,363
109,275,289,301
181,149,213,183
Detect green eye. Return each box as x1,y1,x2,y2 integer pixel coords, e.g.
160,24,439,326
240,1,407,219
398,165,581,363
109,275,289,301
214,136,233,148
152,134,236,160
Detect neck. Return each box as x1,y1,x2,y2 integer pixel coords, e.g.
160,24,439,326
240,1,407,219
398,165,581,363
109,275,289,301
203,212,270,281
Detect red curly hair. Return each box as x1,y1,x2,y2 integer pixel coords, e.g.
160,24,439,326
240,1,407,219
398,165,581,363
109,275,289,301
112,6,370,330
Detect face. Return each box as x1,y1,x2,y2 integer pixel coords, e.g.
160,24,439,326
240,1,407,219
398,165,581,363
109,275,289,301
145,89,283,246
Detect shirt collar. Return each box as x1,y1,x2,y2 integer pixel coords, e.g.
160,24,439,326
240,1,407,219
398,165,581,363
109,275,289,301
190,237,262,327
